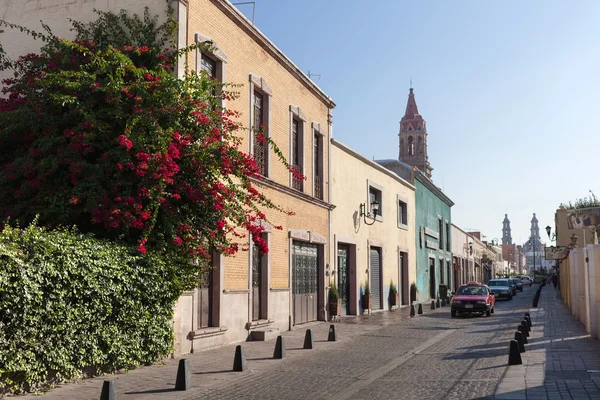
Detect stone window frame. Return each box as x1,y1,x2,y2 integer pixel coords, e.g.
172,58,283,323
194,33,228,108
312,122,325,200
438,216,444,250
366,179,384,222
249,222,271,323
445,220,451,252
289,105,306,192
189,251,226,340
249,73,273,178
397,194,409,230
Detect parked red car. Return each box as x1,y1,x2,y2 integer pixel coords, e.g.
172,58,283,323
451,282,495,317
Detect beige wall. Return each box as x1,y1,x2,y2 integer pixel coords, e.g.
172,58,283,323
331,139,416,314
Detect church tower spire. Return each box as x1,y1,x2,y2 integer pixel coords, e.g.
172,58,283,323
502,214,512,244
398,87,432,178
530,213,540,240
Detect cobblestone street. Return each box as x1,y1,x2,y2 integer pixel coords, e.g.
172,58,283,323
21,284,556,400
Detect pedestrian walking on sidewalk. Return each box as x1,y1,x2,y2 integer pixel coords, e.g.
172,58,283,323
551,273,557,289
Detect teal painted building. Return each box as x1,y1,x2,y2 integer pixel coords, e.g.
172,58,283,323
376,161,454,303
412,172,454,302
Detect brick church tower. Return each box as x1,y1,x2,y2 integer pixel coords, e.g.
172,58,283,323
398,87,432,178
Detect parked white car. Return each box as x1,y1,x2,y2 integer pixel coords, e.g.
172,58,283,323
520,276,533,287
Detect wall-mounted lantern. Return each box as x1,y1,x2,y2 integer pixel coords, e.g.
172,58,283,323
359,200,380,226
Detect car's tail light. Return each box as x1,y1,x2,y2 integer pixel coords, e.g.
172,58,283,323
452,300,462,304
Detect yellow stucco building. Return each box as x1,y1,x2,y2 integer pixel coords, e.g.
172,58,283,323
330,139,416,314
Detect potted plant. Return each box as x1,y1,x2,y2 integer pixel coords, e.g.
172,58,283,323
329,281,342,318
362,281,372,313
389,280,399,308
410,282,418,304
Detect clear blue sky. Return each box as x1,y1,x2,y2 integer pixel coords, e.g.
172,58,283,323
236,0,600,245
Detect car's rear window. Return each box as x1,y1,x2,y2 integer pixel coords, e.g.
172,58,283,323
457,285,488,295
487,280,508,287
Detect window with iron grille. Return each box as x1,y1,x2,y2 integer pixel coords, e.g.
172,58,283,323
313,133,323,200
398,198,408,227
291,119,303,191
200,55,217,77
253,91,267,176
438,218,443,250
446,222,450,251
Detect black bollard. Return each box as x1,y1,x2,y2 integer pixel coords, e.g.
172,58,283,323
328,324,337,342
410,304,415,317
522,319,530,333
418,303,423,315
525,315,532,328
441,298,446,307
431,300,436,310
233,345,247,372
175,359,192,390
517,325,528,344
525,312,530,318
100,380,116,400
514,331,525,353
303,329,314,349
436,298,441,308
273,335,286,359
508,339,523,365
520,321,530,337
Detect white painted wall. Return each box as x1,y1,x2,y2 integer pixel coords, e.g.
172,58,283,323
0,0,169,86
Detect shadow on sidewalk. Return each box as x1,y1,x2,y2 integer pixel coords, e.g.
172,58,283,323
125,387,176,395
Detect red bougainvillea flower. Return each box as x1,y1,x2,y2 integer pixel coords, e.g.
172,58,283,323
0,16,295,262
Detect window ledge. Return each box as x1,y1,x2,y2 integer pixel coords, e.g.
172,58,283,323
398,223,409,231
188,326,229,340
246,319,274,330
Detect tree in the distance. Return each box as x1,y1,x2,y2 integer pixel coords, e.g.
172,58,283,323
0,8,297,263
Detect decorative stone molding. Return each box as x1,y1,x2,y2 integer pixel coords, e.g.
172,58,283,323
194,32,228,62
223,289,250,294
289,105,305,121
188,326,228,340
250,218,272,233
249,73,273,96
425,227,438,238
312,121,324,136
289,229,310,241
310,232,326,244
249,176,333,210
368,239,384,248
245,319,274,330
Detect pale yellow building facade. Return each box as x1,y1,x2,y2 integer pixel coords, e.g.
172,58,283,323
331,139,416,314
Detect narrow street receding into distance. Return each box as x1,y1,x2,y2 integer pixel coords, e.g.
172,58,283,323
28,286,543,400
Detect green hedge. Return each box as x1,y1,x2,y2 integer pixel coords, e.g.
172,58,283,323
0,222,195,394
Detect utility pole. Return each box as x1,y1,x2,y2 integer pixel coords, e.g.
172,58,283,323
532,237,536,277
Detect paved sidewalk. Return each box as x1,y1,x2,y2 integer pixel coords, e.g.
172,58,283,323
494,285,600,400
18,304,426,400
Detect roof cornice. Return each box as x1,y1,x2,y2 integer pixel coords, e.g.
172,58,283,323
415,172,454,207
331,139,415,191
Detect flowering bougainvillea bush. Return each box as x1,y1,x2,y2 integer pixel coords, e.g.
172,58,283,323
0,7,292,263
0,221,192,394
